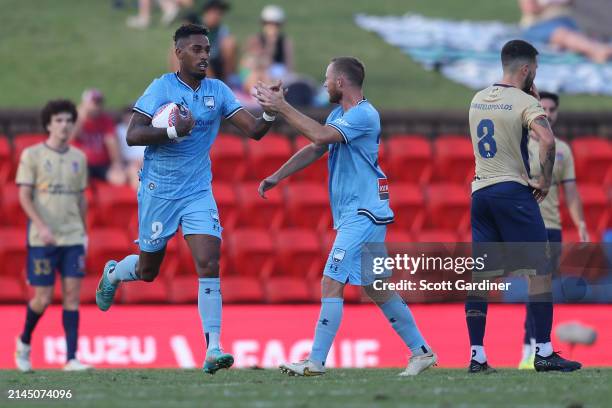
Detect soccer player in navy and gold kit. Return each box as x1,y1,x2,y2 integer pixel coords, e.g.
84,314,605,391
14,100,91,372
467,40,580,372
255,57,435,377
518,91,589,369
95,24,276,374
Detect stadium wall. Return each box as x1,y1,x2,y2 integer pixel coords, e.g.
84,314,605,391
2,304,610,369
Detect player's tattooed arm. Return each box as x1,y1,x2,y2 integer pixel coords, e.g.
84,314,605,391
126,111,194,146
227,109,273,141
528,115,556,202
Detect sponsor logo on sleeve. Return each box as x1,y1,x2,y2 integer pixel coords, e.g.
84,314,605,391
378,178,389,200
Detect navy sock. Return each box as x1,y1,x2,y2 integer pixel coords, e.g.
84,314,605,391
465,298,487,346
523,304,535,344
20,305,43,345
62,310,79,361
529,293,553,343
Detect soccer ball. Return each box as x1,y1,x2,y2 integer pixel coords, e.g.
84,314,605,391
151,102,190,128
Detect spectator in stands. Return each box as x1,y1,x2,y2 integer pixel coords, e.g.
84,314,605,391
14,99,91,372
127,0,194,29
519,0,612,62
200,0,238,84
71,89,127,185
116,107,145,189
243,5,294,81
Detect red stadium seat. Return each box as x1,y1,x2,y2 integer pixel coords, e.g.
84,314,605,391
79,276,99,304
222,276,264,303
227,229,275,277
121,279,168,304
433,135,475,183
0,183,28,226
210,134,247,182
415,229,460,242
274,229,323,277
93,183,138,228
0,136,12,184
571,137,612,184
265,277,312,303
386,228,413,243
389,183,426,232
0,227,28,278
246,134,292,180
292,136,328,182
0,276,26,303
86,228,133,277
386,135,433,184
13,133,47,163
564,184,610,234
285,182,331,230
167,276,198,303
426,183,470,231
235,182,284,228
213,182,238,230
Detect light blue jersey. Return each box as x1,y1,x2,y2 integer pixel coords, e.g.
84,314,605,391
134,73,243,199
325,99,394,229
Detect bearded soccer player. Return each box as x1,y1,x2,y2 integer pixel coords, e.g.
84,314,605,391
15,100,90,372
467,39,581,373
518,91,589,369
255,57,436,377
95,24,276,374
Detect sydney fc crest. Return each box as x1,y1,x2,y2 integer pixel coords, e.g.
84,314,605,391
204,96,215,110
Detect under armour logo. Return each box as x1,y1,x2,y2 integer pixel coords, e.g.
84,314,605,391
389,317,397,323
204,288,211,294
320,318,329,326
472,350,477,358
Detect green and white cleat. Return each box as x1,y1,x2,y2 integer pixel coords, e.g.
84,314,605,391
279,359,326,377
203,348,234,374
96,261,118,312
518,355,535,370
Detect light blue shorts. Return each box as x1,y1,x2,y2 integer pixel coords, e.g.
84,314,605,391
137,186,222,253
324,214,388,286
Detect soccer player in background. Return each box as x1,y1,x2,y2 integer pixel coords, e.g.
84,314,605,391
467,39,581,372
14,100,91,372
255,57,436,377
95,24,277,374
518,91,589,369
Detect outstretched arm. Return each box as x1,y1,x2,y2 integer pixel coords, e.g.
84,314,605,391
258,143,328,198
254,83,343,145
227,109,275,141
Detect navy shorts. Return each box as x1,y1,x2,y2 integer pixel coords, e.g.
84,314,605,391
471,182,548,275
27,245,86,286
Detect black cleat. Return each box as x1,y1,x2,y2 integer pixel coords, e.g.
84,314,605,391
534,352,581,372
468,359,497,374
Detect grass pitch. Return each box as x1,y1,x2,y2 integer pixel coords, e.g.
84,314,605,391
1,368,611,408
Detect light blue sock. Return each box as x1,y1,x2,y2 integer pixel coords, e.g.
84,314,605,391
108,254,139,284
309,298,343,365
198,278,222,351
380,295,430,355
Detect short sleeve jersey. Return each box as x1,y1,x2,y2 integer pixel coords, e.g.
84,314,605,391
133,73,243,199
16,143,88,246
325,99,394,228
469,84,546,193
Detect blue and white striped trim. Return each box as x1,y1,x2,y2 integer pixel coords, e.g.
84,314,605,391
133,107,153,119
326,123,349,144
357,209,395,225
224,106,244,120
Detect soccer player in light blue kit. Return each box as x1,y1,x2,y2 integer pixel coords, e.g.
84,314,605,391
95,24,277,374
256,57,436,376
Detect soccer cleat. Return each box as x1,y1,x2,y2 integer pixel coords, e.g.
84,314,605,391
468,359,497,374
534,352,581,372
518,355,535,370
15,337,32,372
399,352,437,376
64,359,92,371
279,359,326,377
203,348,234,374
96,261,119,312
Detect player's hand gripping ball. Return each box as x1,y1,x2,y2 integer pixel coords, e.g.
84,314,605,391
152,103,193,142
